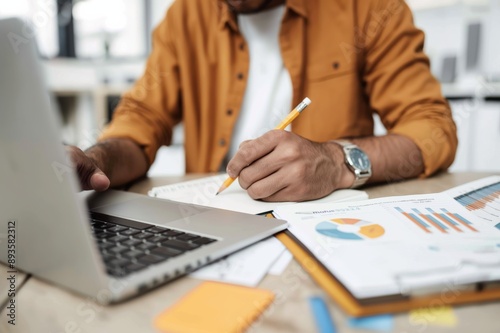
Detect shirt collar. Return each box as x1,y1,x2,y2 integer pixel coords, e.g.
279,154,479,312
217,0,238,31
286,0,308,18
217,0,309,31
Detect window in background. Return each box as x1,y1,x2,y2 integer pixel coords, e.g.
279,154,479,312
57,0,76,57
72,0,145,59
465,22,482,72
0,0,59,58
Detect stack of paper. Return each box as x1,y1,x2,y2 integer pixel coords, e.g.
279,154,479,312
189,237,286,286
149,175,368,286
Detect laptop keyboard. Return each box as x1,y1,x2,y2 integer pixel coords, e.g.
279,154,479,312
89,212,217,277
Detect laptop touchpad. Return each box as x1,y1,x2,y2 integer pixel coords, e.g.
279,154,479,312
91,197,210,226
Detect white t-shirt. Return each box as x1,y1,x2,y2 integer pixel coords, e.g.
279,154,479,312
228,5,293,160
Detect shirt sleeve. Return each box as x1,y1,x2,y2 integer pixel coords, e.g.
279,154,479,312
98,6,182,167
362,0,458,177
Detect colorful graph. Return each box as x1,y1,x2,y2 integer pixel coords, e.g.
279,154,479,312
315,218,385,240
454,182,500,211
395,207,477,234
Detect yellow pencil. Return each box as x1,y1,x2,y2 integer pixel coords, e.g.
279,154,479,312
216,97,312,195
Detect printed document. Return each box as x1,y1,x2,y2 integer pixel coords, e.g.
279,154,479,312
274,187,500,300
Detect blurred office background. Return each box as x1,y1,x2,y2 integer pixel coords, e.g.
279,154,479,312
1,0,499,175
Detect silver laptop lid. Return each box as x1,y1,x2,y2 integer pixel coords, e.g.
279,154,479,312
0,18,108,296
0,18,289,303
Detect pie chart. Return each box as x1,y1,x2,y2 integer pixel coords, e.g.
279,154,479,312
315,218,385,240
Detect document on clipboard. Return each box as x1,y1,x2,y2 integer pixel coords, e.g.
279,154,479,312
273,178,500,302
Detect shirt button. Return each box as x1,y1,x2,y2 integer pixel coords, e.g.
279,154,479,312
219,138,226,147
226,109,233,116
239,43,244,50
237,73,244,80
332,62,340,69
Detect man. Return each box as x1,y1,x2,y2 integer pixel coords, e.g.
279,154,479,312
68,0,457,202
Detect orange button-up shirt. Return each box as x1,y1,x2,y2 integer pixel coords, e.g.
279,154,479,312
100,0,457,175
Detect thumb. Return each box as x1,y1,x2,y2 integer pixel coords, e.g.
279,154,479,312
89,168,110,192
65,145,111,192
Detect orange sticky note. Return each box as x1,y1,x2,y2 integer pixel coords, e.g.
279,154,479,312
154,282,275,333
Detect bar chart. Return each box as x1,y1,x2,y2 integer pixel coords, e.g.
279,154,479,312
395,207,478,234
452,181,500,223
454,181,500,211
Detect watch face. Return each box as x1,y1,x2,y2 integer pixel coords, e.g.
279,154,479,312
348,148,371,171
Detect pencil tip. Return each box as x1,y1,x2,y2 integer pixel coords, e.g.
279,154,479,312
215,192,219,196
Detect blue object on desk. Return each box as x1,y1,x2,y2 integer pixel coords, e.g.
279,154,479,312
309,296,336,333
348,314,394,332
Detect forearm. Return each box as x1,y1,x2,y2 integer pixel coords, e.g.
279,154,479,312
350,134,424,185
85,138,149,187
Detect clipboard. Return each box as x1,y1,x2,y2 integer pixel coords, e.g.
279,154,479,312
275,230,500,317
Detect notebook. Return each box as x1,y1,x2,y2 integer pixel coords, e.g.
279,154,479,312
149,174,368,214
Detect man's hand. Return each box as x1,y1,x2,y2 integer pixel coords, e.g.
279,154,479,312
226,130,354,202
65,139,148,191
65,145,110,191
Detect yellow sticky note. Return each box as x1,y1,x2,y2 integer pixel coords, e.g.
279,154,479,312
154,282,275,333
409,306,458,327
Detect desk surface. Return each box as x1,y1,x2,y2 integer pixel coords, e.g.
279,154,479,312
2,172,500,333
0,269,27,309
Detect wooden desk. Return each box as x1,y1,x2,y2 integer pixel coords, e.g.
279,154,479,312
2,172,500,333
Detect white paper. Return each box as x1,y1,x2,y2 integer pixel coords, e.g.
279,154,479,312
149,174,368,214
274,192,500,299
189,237,286,286
268,250,293,275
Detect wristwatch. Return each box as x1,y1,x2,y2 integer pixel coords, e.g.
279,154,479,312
334,140,372,188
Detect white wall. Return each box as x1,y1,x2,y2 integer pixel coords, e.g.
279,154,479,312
482,0,500,76
411,0,500,80
409,0,500,172
150,0,175,30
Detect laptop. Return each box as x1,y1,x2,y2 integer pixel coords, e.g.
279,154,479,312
0,18,288,303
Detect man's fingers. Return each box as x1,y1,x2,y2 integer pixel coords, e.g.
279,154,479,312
227,130,284,178
90,171,110,192
66,145,109,191
245,168,288,200
76,158,100,191
238,152,281,189
238,140,251,149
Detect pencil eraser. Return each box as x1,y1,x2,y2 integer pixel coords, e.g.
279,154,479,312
303,97,311,105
